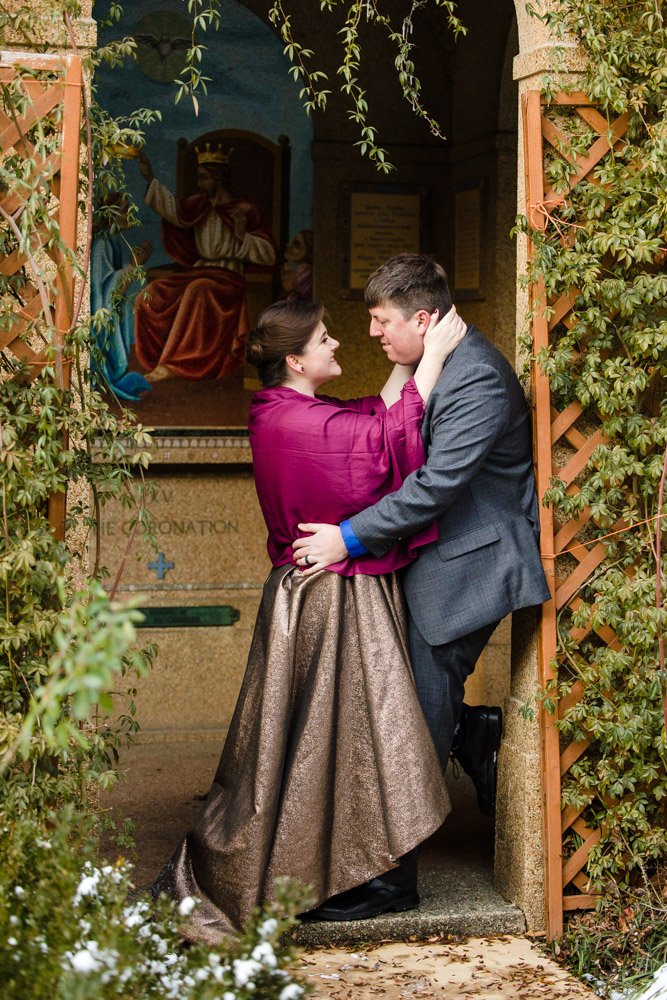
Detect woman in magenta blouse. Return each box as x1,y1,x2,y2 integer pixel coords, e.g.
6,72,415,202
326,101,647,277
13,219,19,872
154,299,466,942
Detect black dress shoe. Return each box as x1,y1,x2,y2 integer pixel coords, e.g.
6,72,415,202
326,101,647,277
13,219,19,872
452,705,502,816
302,877,419,922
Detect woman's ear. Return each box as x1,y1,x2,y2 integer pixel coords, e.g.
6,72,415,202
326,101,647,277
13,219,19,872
285,354,304,375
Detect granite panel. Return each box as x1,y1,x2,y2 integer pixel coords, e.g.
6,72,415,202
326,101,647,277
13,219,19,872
97,470,271,733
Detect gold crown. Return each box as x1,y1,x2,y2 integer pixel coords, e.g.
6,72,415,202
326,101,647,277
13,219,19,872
195,142,233,166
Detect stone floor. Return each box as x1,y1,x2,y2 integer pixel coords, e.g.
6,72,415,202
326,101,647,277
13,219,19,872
100,737,525,944
100,737,596,999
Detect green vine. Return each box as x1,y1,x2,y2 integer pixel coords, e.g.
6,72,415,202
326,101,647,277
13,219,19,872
268,0,465,172
0,11,161,818
519,0,667,890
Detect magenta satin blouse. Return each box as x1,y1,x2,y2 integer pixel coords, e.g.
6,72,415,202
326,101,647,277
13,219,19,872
248,378,437,576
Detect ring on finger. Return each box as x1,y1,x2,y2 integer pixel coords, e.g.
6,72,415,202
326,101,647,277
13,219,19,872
304,555,314,566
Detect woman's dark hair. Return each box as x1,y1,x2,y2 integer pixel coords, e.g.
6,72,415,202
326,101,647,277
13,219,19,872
246,300,325,387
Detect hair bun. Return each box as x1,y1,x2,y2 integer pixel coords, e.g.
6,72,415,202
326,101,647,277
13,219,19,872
245,332,265,367
244,300,325,386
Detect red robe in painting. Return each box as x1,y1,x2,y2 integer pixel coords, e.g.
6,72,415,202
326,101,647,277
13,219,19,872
135,192,276,380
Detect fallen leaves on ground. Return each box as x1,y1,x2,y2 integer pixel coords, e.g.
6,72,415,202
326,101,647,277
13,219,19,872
294,935,597,999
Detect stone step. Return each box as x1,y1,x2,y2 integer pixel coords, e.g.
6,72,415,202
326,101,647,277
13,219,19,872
102,740,527,947
294,851,525,947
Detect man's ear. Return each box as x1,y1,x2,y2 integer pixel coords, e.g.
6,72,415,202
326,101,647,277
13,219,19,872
414,309,432,334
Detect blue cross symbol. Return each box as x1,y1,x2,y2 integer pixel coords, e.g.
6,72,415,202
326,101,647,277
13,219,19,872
147,552,174,580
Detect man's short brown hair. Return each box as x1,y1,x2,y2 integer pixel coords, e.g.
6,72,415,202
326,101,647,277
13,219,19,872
364,253,453,319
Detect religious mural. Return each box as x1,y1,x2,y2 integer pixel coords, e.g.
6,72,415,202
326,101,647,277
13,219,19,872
92,0,313,429
134,144,276,384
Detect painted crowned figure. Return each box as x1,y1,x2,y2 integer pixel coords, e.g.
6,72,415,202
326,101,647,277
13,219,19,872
134,144,276,382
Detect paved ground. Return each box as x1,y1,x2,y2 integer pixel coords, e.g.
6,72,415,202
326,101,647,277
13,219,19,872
298,937,595,998
100,738,524,943
100,738,595,999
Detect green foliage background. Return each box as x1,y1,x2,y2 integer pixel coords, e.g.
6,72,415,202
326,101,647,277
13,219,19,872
0,22,157,815
520,0,667,891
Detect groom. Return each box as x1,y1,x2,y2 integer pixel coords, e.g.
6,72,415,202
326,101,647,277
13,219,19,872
293,253,551,920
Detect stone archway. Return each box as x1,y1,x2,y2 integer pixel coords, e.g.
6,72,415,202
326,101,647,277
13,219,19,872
72,0,570,937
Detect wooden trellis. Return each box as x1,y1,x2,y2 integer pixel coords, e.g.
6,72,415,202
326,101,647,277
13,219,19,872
0,51,83,539
523,90,631,938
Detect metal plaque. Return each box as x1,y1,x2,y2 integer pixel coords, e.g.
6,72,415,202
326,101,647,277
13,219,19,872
136,605,240,628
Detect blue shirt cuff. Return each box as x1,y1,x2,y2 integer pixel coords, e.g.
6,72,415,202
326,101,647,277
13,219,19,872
340,519,369,559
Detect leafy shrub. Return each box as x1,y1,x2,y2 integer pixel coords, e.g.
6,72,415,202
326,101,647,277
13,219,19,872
0,808,311,1000
520,0,667,888
552,867,667,998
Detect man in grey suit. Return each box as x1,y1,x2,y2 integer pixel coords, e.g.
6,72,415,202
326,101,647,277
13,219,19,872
294,254,550,920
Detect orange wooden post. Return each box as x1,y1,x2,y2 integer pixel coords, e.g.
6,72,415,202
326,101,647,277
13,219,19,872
54,53,83,384
522,89,563,940
49,54,83,541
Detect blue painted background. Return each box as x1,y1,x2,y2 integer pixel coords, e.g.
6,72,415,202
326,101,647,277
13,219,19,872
96,0,313,263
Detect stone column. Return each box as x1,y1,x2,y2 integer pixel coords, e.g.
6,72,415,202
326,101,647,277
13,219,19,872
493,1,584,931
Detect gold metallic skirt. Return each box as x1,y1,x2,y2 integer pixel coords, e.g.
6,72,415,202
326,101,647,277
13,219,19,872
153,565,450,943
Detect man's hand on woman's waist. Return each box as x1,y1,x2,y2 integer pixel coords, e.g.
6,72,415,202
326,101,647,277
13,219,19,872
292,522,357,574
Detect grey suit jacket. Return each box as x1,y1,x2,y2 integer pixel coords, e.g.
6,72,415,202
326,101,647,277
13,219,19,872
350,326,551,646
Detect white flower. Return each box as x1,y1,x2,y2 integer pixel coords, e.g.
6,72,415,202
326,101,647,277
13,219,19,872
73,871,100,904
178,895,197,916
251,941,277,968
233,958,262,987
9,916,19,927
258,917,278,939
69,948,102,973
123,909,145,929
279,985,304,1000
7,937,17,947
223,993,236,1000
13,886,25,898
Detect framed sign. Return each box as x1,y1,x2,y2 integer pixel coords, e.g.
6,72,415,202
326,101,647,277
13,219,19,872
454,180,485,300
341,184,427,299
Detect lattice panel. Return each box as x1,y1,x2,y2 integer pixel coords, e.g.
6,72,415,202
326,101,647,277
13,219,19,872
523,91,632,937
0,51,81,379
0,51,83,538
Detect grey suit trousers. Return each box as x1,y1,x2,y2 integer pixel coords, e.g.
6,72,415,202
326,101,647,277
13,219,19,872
380,614,499,892
407,612,500,769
